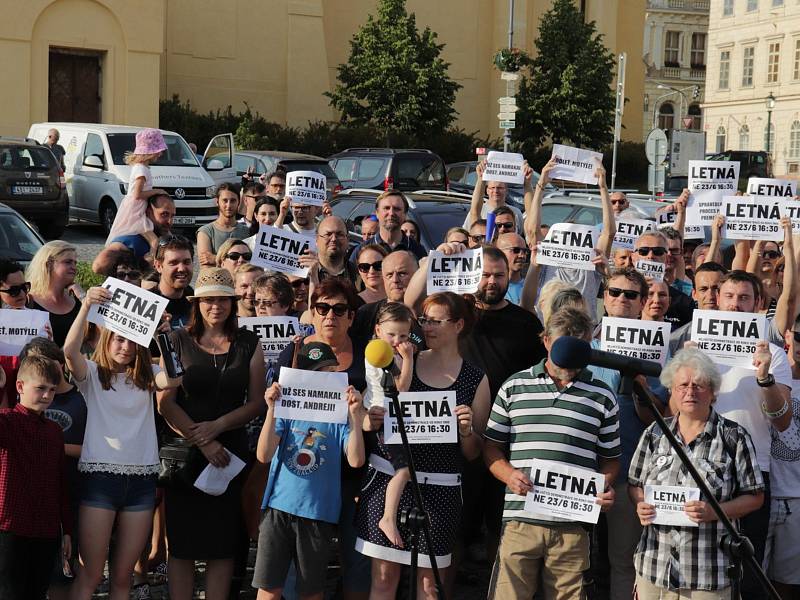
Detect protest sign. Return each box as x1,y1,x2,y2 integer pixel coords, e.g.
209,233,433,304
550,144,603,185
600,316,670,365
426,247,483,294
691,309,767,368
238,316,300,367
686,160,739,227
286,170,326,207
276,367,349,424
657,209,703,239
722,195,783,241
0,309,49,355
644,485,700,528
747,177,797,198
536,223,599,271
635,259,665,282
87,277,168,347
481,151,525,185
383,391,458,444
612,218,656,250
780,199,800,235
252,225,316,277
523,459,604,524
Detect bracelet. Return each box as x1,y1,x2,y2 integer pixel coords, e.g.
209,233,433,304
460,425,473,437
761,399,790,419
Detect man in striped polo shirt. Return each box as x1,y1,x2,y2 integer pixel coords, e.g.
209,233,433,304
484,307,621,599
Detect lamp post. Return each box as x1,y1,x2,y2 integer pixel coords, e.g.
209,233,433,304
766,92,776,156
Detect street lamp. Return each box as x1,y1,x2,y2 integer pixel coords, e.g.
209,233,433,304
766,92,776,156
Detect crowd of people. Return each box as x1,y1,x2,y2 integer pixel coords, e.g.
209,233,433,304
1,127,799,600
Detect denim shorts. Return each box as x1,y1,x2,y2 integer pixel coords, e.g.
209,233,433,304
80,471,157,512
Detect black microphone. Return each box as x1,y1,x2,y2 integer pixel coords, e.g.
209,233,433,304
551,336,662,378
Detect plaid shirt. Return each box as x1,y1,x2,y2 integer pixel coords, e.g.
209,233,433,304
628,409,764,591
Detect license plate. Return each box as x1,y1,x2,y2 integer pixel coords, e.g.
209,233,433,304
12,186,43,195
173,216,196,225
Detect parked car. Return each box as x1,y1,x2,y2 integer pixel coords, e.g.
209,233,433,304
328,148,447,192
233,151,343,198
329,189,471,251
708,150,772,190
0,137,69,239
446,160,552,212
540,191,664,227
0,203,45,266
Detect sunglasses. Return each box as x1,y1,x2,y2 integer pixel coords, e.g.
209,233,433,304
470,234,486,243
115,270,141,281
313,302,350,317
357,261,383,273
158,233,190,247
610,199,627,205
502,246,530,255
496,222,515,231
0,282,30,296
291,278,309,288
417,316,458,327
607,287,642,300
255,299,279,307
636,246,667,257
763,250,781,260
226,252,252,262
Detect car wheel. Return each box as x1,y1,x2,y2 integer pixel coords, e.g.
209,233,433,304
37,222,65,240
100,199,117,235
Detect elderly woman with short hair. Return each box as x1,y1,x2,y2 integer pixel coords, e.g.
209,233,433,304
628,348,765,600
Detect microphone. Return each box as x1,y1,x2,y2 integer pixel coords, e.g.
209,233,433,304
365,338,399,377
551,336,662,378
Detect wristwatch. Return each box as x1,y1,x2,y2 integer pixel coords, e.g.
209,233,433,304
757,374,775,388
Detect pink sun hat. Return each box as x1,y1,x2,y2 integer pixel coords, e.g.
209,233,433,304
133,128,167,155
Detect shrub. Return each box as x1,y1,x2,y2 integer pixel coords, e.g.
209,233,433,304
75,261,105,290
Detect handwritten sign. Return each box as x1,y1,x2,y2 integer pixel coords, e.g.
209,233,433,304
722,195,783,241
286,170,326,207
276,367,348,424
657,209,703,239
426,247,483,294
747,177,797,198
690,309,767,368
252,225,316,277
238,316,300,367
550,144,603,185
686,160,739,227
635,259,665,282
482,151,525,185
536,223,599,271
780,199,800,235
0,309,50,355
88,277,168,347
645,485,700,527
600,316,670,365
383,391,457,444
613,217,656,250
523,459,604,524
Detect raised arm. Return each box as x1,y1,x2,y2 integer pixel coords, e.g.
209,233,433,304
596,162,615,258
345,386,366,468
468,161,488,226
524,158,557,245
705,214,724,266
64,286,110,382
256,383,282,464
731,239,751,271
520,246,542,313
772,217,797,336
746,240,763,275
273,197,290,228
673,189,688,239
522,162,535,214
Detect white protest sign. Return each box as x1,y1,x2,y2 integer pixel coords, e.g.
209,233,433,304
635,259,665,282
780,199,800,235
383,391,458,444
722,195,783,241
0,309,50,355
691,309,767,368
426,247,483,294
612,218,656,250
550,144,603,185
87,277,168,347
276,367,349,424
645,485,700,528
536,223,599,271
600,316,670,365
238,316,300,367
252,225,317,277
747,177,797,198
686,161,739,227
286,170,326,207
523,459,604,524
481,151,525,185
657,209,703,239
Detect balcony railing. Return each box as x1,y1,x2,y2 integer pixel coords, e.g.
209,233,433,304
652,66,707,81
648,0,710,11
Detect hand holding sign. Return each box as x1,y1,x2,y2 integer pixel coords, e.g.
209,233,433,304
286,170,326,207
550,144,603,185
481,151,525,185
753,340,773,380
86,280,168,347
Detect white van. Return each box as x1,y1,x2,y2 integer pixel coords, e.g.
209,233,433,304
28,123,236,233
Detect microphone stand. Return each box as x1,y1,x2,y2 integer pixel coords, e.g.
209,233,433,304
631,378,781,600
380,369,446,600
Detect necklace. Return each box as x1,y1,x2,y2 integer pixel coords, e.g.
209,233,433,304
204,335,227,368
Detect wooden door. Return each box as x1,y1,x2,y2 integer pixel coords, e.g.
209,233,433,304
48,50,101,123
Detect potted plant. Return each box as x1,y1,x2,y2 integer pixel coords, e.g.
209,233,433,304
493,48,528,72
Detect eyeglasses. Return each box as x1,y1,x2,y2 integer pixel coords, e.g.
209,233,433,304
255,299,279,307
291,278,309,288
501,246,530,256
607,287,642,300
357,261,383,273
0,282,30,296
318,231,347,240
293,204,315,211
313,302,350,317
226,252,252,262
496,222,515,231
675,382,709,394
417,316,458,327
115,270,141,281
470,234,486,244
762,250,781,260
636,246,667,257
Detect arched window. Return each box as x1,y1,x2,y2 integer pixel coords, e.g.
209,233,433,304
688,104,702,130
790,121,800,158
658,102,675,131
739,124,750,150
716,126,727,153
764,123,776,154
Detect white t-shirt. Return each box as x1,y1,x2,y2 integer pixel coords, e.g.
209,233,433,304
769,379,800,498
715,343,792,473
283,223,317,240
75,360,160,475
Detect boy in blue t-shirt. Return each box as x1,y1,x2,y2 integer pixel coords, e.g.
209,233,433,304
252,342,365,599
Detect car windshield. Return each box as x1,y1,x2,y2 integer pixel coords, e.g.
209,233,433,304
107,133,199,167
0,213,43,263
416,206,470,249
0,146,55,171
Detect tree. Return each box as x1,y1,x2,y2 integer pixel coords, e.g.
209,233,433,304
512,0,615,154
326,0,461,142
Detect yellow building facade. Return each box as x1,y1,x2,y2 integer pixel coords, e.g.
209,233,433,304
1,0,644,144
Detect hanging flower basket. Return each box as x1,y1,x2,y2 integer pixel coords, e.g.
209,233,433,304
493,48,528,73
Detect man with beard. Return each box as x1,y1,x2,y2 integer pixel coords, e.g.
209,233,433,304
497,232,529,305
197,183,251,266
152,234,194,329
300,216,359,286
349,190,426,263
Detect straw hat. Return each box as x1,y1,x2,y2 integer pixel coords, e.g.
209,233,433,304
187,268,238,300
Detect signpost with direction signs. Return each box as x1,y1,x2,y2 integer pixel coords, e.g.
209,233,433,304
498,74,519,149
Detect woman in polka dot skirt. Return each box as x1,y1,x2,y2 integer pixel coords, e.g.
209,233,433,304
355,292,492,599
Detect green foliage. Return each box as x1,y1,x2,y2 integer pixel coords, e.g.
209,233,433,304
325,0,461,140
513,0,615,155
159,95,240,150
76,261,105,290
